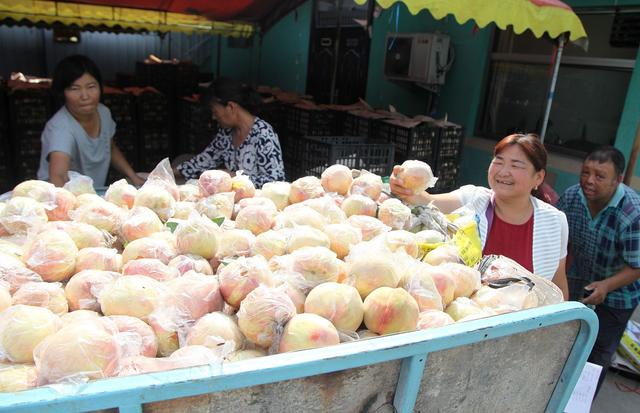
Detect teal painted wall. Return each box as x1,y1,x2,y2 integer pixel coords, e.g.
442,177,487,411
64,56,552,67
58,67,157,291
365,4,493,130
257,1,312,93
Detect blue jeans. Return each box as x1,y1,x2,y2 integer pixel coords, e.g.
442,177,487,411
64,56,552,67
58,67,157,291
588,304,636,395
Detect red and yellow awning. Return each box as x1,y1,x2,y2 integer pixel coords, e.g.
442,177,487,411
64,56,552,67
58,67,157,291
356,0,588,48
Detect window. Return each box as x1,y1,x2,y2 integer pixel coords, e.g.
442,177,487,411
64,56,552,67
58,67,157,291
479,10,637,156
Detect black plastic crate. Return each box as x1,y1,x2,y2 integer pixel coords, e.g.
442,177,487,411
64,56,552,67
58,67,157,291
374,119,439,162
290,136,395,180
103,92,136,126
285,105,338,137
257,102,284,133
137,91,169,125
135,62,199,97
431,159,461,194
436,122,464,159
342,112,386,139
177,99,216,154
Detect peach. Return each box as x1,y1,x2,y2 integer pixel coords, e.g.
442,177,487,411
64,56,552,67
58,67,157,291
48,221,114,250
72,200,125,234
231,173,256,202
75,193,104,207
34,320,120,385
377,198,412,230
107,315,158,358
235,196,278,217
346,254,400,299
168,254,213,275
252,230,287,260
302,196,347,224
445,297,485,321
0,196,48,234
218,256,275,308
395,160,437,194
133,185,176,222
275,205,325,230
363,287,419,335
357,329,379,339
286,226,331,253
63,172,96,195
424,265,456,306
289,176,325,204
0,364,37,392
321,164,352,195
12,281,69,315
0,304,61,363
424,244,461,266
224,348,266,363
441,263,482,299
471,284,538,311
198,170,232,197
122,258,179,282
146,312,181,357
217,229,256,258
178,183,201,202
105,179,138,209
122,236,178,265
415,229,446,244
323,223,362,259
196,192,235,220
417,309,455,330
341,194,377,217
278,313,340,353
0,287,10,312
290,247,340,290
383,230,419,258
0,252,43,294
13,180,56,203
0,239,22,258
60,310,101,325
164,271,224,320
75,247,122,273
47,187,77,221
347,215,391,241
100,275,165,320
402,262,443,311
65,270,120,312
23,229,78,282
173,214,219,260
172,201,197,220
235,204,276,235
304,282,363,331
119,206,163,243
237,285,297,349
349,172,382,200
186,311,244,351
169,345,222,367
260,181,291,210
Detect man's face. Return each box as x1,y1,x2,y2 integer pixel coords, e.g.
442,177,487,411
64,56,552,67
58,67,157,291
579,159,621,205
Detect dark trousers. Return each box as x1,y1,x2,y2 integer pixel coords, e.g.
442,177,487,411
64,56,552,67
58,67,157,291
588,304,636,395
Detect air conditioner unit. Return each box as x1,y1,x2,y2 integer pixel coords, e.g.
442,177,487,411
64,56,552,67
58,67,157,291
384,33,451,85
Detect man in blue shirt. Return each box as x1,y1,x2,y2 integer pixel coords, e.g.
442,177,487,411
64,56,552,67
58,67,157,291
557,146,640,394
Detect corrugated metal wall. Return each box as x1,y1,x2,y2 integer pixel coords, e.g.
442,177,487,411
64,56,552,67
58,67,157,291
0,26,214,81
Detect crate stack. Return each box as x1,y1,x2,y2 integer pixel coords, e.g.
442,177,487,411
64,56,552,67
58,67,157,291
0,86,12,192
136,90,172,171
103,89,138,183
8,87,52,182
430,121,464,193
177,97,216,155
135,62,199,98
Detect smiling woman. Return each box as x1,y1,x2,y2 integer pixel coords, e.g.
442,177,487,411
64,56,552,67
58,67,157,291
36,55,144,188
390,133,569,298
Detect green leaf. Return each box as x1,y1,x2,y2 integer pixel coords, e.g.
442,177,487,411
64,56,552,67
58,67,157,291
212,216,225,226
166,221,179,233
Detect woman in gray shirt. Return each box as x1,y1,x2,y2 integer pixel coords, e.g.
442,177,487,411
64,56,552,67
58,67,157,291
37,55,143,188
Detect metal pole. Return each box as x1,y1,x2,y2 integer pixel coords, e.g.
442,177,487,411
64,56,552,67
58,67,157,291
540,33,566,143
329,0,343,104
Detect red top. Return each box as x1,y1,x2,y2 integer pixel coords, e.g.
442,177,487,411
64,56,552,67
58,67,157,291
483,212,535,273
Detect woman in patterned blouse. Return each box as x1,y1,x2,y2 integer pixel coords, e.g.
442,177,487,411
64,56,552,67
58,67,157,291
174,78,285,187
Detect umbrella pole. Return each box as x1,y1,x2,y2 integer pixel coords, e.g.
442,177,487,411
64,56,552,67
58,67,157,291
540,33,566,143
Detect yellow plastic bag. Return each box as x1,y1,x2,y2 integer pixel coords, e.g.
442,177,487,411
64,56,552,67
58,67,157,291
451,220,482,267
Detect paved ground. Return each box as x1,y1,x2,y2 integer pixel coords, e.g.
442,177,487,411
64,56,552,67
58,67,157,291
591,368,639,412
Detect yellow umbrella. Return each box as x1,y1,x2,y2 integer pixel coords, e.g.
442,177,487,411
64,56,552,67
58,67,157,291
355,0,589,141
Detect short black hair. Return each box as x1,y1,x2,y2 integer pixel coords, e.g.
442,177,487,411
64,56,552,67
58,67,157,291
585,146,626,176
200,77,261,113
51,55,103,106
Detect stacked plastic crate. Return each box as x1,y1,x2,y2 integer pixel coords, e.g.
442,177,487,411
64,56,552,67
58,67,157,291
431,120,464,193
177,97,216,155
103,88,138,183
135,89,171,171
8,87,52,182
0,85,12,192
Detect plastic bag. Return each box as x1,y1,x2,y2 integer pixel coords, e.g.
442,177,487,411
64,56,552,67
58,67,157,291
63,171,96,195
144,158,179,200
218,255,276,308
65,270,120,312
12,281,69,316
105,179,137,209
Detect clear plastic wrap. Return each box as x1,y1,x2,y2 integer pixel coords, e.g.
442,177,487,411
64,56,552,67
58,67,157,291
198,169,232,197
382,230,420,258
71,200,126,234
285,225,331,253
278,313,340,353
0,251,43,294
224,348,266,363
60,310,101,325
47,188,77,222
0,285,10,313
196,192,235,220
301,196,347,224
348,170,383,200
163,271,224,321
178,183,201,202
235,204,277,236
99,275,166,321
275,204,326,231
12,281,69,315
403,261,444,312
105,179,137,209
63,171,96,195
107,315,159,358
320,164,352,195
260,181,291,211
0,196,48,234
121,236,178,265
289,246,340,292
0,305,61,363
122,258,179,282
445,297,485,321
441,262,482,299
218,255,275,308
185,311,245,352
0,362,38,392
363,287,419,335
12,180,57,207
231,171,256,202
174,212,220,260
322,223,362,260
347,214,391,241
65,270,120,312
144,158,180,201
216,229,256,259
133,185,176,222
377,198,412,230
341,194,377,218
344,248,402,299
236,285,297,350
0,238,22,257
168,254,213,275
394,160,437,194
252,230,287,260
22,229,78,282
472,284,539,312
288,176,325,204
75,247,122,273
172,201,197,220
304,282,363,332
417,309,455,330
45,221,115,250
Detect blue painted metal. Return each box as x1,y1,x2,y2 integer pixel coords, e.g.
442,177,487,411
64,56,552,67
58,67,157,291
394,354,428,412
0,302,598,413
